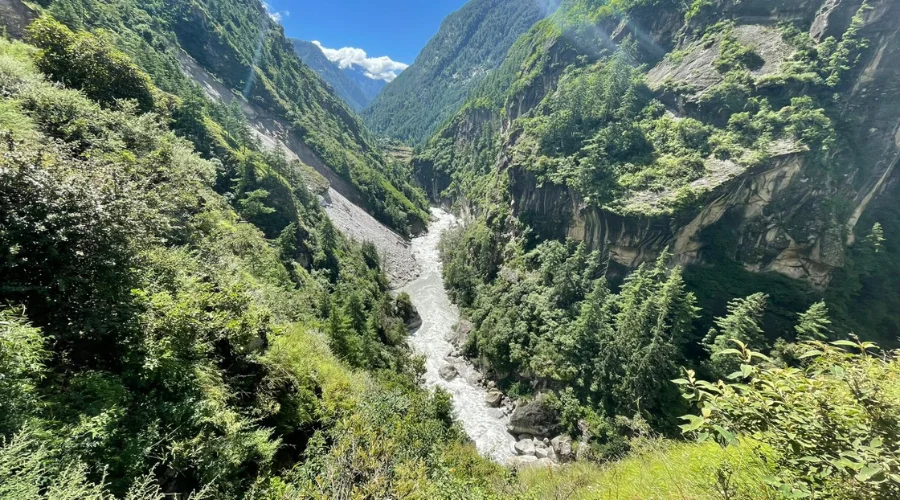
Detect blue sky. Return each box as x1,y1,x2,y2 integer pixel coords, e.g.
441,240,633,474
264,0,468,78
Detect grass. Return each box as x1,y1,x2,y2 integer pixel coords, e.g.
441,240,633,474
515,438,777,499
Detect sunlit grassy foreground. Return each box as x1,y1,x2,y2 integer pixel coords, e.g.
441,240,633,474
515,439,775,499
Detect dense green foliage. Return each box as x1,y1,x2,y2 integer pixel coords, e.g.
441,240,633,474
289,39,371,112
38,0,428,235
442,212,900,498
363,0,555,144
679,339,900,498
443,231,699,431
0,30,501,498
517,438,777,498
416,0,872,216
3,0,900,497
424,0,900,497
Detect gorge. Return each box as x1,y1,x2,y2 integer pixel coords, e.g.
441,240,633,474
1,0,900,498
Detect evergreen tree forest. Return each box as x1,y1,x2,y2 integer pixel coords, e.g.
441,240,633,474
2,0,900,498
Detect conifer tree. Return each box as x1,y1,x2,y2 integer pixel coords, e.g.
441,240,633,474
704,293,769,379
795,301,832,341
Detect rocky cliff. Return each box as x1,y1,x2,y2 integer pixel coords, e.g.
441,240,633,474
419,0,900,289
0,0,35,38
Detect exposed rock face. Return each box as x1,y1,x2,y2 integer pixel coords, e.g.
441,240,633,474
647,24,795,94
551,435,574,462
507,395,560,437
175,51,424,286
534,441,554,460
417,0,900,289
514,439,535,456
0,0,35,39
403,302,423,332
450,319,474,347
501,0,900,288
484,390,504,407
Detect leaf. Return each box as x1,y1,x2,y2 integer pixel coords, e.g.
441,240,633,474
749,351,774,362
740,363,754,378
727,339,747,349
870,437,883,449
713,425,737,445
831,340,859,349
855,464,882,482
678,415,705,433
799,349,823,359
671,378,689,385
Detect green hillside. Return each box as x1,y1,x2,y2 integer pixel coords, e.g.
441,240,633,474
290,38,372,112
362,0,557,144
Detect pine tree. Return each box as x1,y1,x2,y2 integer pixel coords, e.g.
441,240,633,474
704,293,769,379
587,251,697,420
867,222,885,253
795,301,832,341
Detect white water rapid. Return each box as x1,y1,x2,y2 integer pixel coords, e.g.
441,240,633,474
401,208,517,463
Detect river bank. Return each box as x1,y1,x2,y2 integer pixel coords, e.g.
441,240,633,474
400,208,517,462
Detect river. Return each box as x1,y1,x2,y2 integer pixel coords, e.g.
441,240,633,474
178,46,517,463
400,208,517,463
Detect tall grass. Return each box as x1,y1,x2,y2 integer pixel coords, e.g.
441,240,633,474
515,438,777,499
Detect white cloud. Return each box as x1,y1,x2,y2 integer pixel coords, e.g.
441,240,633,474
312,41,408,82
263,2,289,23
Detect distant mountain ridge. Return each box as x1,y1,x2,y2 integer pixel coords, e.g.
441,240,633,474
362,0,559,144
343,64,386,103
290,38,372,111
290,38,390,112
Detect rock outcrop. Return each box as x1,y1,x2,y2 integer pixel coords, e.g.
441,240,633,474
507,395,560,437
0,0,35,39
436,0,900,289
439,365,459,381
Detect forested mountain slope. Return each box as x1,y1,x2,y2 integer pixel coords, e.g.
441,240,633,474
3,0,900,498
362,0,559,144
0,15,508,496
420,1,900,496
30,0,428,235
289,38,372,111
419,0,900,341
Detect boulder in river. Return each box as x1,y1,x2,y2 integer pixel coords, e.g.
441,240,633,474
439,365,459,381
507,394,560,437
451,319,474,346
406,313,423,332
484,390,503,407
534,442,554,460
514,439,536,456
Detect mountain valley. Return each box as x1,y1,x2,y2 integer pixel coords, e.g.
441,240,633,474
1,0,900,498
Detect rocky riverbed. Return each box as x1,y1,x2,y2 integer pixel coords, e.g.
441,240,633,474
400,208,518,462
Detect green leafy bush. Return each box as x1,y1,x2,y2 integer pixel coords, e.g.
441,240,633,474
678,339,900,498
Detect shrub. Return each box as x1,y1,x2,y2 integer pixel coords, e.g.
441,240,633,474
677,339,900,498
